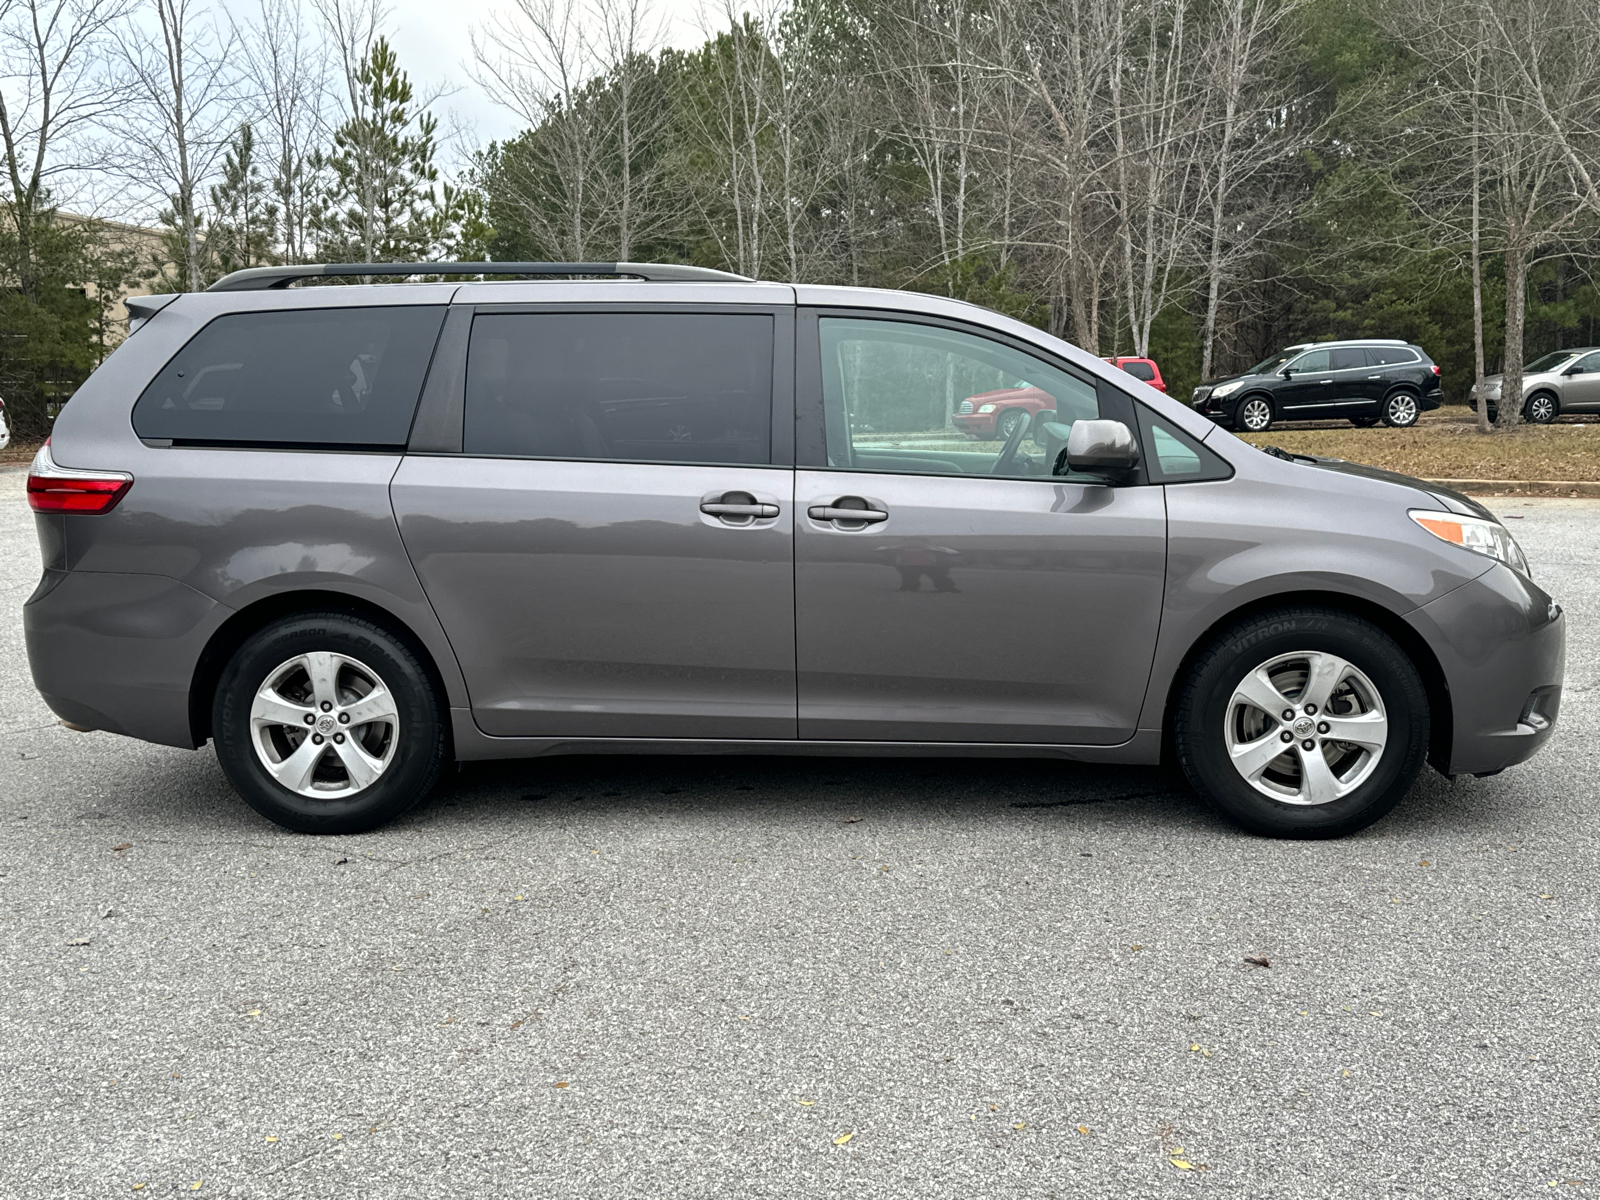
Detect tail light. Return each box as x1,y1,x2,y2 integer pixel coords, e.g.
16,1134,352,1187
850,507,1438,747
1431,364,1441,376
26,440,133,514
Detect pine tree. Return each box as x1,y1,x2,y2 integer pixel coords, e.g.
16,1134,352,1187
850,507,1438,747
209,125,279,275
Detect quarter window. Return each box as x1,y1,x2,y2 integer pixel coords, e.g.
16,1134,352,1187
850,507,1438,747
132,306,446,448
462,312,773,464
1121,360,1156,381
818,317,1103,480
1365,346,1419,367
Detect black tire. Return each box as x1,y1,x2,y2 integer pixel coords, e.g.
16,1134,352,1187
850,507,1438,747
1351,416,1380,428
1174,607,1428,838
996,409,1026,442
212,612,448,834
1524,391,1559,424
1234,395,1273,433
1381,390,1420,427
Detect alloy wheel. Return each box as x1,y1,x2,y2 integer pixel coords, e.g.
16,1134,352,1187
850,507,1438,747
249,651,399,798
1224,651,1388,806
1239,398,1272,432
1385,394,1419,426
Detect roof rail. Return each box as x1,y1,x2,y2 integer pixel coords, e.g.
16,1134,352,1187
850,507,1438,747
207,261,753,292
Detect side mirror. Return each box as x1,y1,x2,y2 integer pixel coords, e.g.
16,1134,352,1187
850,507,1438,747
1056,419,1140,480
1280,367,1294,379
1563,365,1583,376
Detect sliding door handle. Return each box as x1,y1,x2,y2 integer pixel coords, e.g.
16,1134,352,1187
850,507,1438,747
701,501,780,518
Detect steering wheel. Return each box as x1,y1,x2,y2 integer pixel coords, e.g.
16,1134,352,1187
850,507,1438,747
991,409,1031,474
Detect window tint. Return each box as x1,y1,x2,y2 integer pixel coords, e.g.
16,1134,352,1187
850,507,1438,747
463,313,772,464
1328,347,1366,371
818,317,1103,480
1121,360,1156,381
1364,346,1419,367
132,306,446,447
1291,348,1330,373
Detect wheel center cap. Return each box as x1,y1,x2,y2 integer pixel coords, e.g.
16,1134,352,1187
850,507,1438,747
1292,716,1315,738
317,715,337,735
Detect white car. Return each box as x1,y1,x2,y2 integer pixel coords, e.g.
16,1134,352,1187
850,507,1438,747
0,396,9,450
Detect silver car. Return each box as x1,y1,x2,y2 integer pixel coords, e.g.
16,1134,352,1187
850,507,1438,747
1470,347,1600,423
23,262,1564,838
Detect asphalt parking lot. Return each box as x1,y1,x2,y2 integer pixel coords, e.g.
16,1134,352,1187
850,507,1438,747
1,465,1597,1199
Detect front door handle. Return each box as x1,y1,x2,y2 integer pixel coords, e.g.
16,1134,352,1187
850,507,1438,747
1367,375,1382,380
1319,379,1333,385
808,503,888,524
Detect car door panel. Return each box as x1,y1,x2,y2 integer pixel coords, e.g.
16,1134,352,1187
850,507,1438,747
393,458,796,738
1562,352,1600,411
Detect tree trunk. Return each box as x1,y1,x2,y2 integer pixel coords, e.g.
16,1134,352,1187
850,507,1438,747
1497,240,1527,430
1471,96,1490,436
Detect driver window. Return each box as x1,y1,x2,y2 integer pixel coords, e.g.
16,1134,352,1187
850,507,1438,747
1291,348,1331,373
818,317,1102,480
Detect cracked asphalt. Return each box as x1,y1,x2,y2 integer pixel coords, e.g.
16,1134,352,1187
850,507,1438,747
1,463,1597,1198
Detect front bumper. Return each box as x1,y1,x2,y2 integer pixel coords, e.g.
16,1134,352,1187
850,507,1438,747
1406,563,1565,775
952,413,997,437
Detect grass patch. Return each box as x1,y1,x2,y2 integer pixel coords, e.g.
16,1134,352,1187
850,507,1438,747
1,437,43,466
1236,409,1600,482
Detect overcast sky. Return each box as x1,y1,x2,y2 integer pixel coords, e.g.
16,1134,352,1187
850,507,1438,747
385,0,715,157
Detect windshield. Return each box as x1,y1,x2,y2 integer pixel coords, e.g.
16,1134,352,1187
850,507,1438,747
1245,349,1301,375
1524,351,1576,374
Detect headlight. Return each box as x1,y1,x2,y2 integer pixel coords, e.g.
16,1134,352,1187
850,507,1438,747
977,403,996,413
1211,381,1243,399
1410,510,1530,576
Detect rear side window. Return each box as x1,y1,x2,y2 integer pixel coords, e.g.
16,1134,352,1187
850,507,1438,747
462,312,773,464
1121,360,1156,381
132,306,446,448
1365,346,1420,367
1328,347,1366,371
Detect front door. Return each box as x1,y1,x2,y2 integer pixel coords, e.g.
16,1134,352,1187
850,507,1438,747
793,314,1168,744
392,307,797,740
1561,350,1600,412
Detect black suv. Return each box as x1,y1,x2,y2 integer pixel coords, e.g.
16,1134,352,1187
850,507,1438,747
1192,340,1442,432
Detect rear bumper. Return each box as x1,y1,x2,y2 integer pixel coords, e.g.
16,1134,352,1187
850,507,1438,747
23,569,225,749
1407,564,1565,775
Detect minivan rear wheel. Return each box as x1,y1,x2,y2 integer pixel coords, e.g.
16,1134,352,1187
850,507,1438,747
1174,607,1428,838
213,612,448,833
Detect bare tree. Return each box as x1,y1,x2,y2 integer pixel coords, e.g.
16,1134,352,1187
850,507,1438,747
239,0,330,263
109,0,241,289
0,0,134,289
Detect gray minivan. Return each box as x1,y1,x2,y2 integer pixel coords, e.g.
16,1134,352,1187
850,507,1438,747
23,263,1564,838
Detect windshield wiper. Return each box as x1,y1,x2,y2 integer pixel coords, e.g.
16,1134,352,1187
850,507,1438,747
1259,444,1319,465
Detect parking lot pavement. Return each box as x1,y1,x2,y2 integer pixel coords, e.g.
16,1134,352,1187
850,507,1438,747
1,467,1597,1200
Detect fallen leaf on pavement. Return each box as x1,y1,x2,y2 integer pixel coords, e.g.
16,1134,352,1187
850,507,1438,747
554,1081,569,1088
1077,1125,1090,1135
833,1132,853,1145
1013,1122,1026,1130
797,1100,815,1106
189,1182,202,1191
132,1186,146,1192
1243,955,1269,968
111,843,132,852
264,1135,277,1143
67,937,90,946
334,858,349,866
841,817,862,824
246,1010,262,1018
1171,1159,1195,1170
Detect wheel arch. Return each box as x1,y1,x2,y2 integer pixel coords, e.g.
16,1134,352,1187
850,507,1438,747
1157,589,1453,775
189,589,455,748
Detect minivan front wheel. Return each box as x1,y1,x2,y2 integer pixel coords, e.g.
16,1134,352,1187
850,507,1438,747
1174,607,1428,838
213,612,448,833
1525,391,1558,424
1235,397,1273,433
